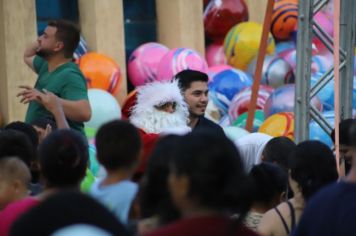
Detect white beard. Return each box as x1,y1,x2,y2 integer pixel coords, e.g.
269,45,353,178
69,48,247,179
130,105,191,135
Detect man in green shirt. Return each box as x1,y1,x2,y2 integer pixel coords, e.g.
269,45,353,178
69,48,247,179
18,20,91,135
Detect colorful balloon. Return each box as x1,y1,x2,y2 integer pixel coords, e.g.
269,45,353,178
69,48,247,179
128,42,169,86
156,48,208,81
78,52,121,95
271,0,298,41
232,110,265,132
258,112,295,140
309,110,334,147
247,55,295,88
209,68,252,114
73,35,88,60
264,84,323,117
204,0,249,43
228,85,273,122
224,21,275,70
208,65,234,80
205,43,227,66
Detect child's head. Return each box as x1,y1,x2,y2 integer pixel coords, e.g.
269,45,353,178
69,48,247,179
0,157,31,209
38,129,88,189
4,121,39,150
95,120,142,172
0,129,35,168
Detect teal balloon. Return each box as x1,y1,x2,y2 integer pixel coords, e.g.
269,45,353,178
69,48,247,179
223,126,250,141
232,110,265,132
89,144,100,177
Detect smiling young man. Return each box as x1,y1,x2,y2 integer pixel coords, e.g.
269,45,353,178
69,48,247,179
175,70,225,136
18,20,91,135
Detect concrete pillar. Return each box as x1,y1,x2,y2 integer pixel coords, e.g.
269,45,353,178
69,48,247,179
156,0,205,56
245,0,267,24
0,0,37,125
78,0,127,105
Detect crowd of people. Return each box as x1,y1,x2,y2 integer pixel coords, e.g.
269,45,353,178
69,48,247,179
1,19,356,236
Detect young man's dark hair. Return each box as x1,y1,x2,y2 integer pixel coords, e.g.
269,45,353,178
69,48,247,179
4,121,39,150
38,129,88,188
48,20,80,58
262,137,296,170
0,129,35,167
174,69,209,91
95,120,142,171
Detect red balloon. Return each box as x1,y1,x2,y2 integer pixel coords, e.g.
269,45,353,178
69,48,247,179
204,0,249,43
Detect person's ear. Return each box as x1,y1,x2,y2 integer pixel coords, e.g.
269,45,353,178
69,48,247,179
12,180,23,192
54,41,64,52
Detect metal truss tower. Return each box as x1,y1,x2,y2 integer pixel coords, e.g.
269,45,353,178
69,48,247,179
294,0,356,143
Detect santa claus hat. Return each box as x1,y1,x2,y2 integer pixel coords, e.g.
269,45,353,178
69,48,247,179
132,80,186,114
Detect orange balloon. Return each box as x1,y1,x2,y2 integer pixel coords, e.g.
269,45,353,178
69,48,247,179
271,0,298,40
121,90,137,120
258,112,294,140
78,52,121,95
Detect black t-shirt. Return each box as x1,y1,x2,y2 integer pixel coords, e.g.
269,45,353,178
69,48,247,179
193,116,225,137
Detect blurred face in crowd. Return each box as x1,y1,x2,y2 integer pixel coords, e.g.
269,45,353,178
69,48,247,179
339,144,353,164
183,81,209,118
154,102,177,114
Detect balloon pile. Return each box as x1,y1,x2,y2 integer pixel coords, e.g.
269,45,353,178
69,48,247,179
200,0,356,145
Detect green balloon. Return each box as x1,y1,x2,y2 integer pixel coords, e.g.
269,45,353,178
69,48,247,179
232,110,265,131
80,168,96,193
84,127,97,139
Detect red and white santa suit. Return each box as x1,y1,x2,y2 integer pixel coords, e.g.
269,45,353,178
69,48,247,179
129,80,191,177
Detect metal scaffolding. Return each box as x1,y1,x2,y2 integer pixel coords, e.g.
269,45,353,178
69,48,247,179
294,0,356,143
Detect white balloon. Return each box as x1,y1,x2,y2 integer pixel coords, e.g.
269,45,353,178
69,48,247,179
85,89,121,129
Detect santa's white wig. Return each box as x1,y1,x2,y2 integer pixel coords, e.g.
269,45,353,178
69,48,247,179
130,80,191,134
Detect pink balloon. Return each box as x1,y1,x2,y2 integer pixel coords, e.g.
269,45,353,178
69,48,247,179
206,43,227,66
156,48,208,81
128,42,169,86
313,11,333,54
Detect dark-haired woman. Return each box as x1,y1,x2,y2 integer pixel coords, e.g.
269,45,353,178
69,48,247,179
258,140,338,236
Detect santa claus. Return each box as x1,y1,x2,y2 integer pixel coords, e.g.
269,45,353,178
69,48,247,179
130,80,191,178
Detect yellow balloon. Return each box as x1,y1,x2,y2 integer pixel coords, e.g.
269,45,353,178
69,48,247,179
258,112,294,140
224,22,275,70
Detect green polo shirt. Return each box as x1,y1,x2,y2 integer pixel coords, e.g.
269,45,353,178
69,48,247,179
25,56,88,135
